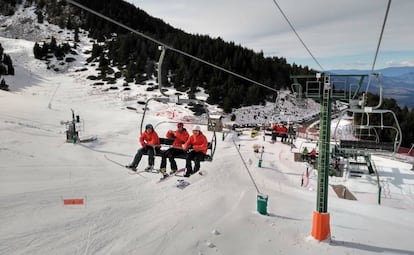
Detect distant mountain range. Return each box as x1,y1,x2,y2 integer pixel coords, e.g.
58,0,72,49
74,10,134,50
328,67,414,109
329,67,414,77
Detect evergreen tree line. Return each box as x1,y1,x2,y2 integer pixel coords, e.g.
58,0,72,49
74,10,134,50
33,37,72,60
28,0,314,112
0,43,15,91
0,0,18,16
3,0,412,147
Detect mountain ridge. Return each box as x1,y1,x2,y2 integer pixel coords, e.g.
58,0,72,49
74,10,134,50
328,67,414,108
1,1,414,147
329,66,414,77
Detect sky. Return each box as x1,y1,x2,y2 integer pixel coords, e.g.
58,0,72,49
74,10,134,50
130,0,414,71
1,9,414,253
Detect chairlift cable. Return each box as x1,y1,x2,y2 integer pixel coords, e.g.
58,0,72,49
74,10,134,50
370,0,392,74
232,140,261,194
66,0,278,93
270,0,325,72
365,0,392,94
360,0,391,139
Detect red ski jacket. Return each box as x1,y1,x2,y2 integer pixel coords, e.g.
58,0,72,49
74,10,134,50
272,124,280,133
182,132,208,154
279,126,288,135
166,129,189,148
139,130,160,147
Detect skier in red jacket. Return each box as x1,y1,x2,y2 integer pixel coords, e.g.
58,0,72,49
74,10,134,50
126,124,160,171
159,122,189,177
182,125,208,177
271,123,280,143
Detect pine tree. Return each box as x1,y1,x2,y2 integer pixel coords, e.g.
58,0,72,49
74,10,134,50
74,27,80,43
35,9,44,23
0,43,12,91
3,55,14,75
33,42,42,59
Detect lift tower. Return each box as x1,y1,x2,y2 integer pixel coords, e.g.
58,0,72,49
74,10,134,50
292,71,402,241
291,73,367,241
312,75,332,241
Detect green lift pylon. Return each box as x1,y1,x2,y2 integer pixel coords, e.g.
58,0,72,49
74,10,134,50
311,75,332,241
290,73,386,241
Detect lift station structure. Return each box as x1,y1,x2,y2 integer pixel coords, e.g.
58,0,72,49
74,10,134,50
291,72,402,241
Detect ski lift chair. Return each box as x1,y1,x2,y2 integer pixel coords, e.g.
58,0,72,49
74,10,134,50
139,98,217,162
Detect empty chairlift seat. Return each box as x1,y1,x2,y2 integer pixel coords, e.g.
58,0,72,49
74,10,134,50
340,140,395,152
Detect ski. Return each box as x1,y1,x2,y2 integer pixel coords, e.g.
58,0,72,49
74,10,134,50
104,154,146,175
170,167,186,177
157,174,173,183
175,169,206,177
156,168,186,183
144,168,161,174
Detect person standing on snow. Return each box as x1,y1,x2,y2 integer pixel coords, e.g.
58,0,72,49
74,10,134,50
302,146,309,161
159,122,189,178
309,148,317,163
126,124,160,171
182,125,208,177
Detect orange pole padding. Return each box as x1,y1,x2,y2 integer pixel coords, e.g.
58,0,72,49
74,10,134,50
63,198,84,205
311,211,330,241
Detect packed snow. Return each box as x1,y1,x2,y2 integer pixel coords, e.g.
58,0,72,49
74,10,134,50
1,12,414,255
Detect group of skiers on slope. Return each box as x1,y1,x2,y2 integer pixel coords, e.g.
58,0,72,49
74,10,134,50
126,122,208,178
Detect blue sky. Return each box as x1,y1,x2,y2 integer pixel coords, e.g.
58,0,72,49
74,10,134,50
129,0,414,71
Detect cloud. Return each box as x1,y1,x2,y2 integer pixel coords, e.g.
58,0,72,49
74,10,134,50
131,0,414,70
385,60,414,67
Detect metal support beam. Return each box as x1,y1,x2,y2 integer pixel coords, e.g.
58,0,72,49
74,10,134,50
316,75,332,213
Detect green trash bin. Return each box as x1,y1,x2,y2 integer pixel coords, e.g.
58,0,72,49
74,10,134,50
257,193,268,215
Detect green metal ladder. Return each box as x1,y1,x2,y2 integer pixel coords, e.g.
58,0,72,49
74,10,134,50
316,75,332,213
